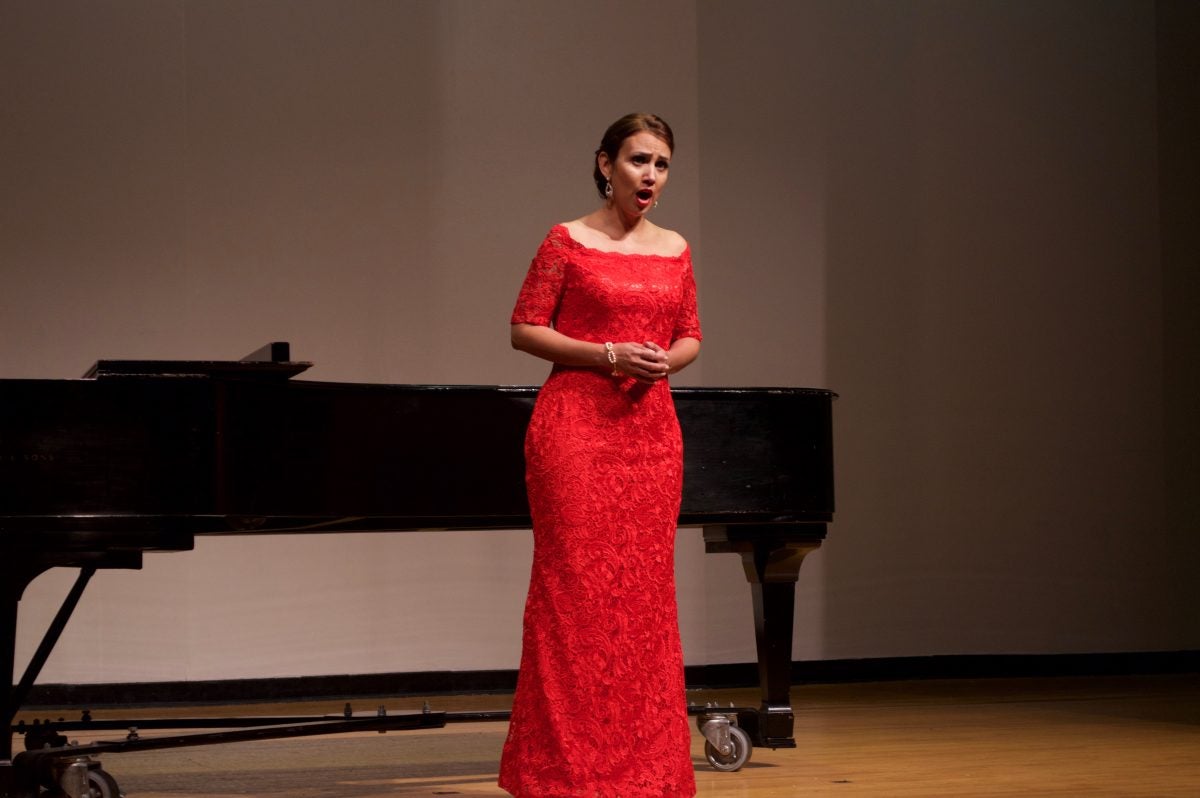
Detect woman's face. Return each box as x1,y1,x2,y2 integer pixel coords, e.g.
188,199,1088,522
599,131,672,217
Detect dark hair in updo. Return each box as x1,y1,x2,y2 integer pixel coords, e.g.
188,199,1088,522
593,113,675,199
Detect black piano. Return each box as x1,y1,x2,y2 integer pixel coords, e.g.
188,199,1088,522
1,344,834,795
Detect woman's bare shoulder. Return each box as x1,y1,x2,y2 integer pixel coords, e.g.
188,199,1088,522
562,215,611,242
655,226,689,256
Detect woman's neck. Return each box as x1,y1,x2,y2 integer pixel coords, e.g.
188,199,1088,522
595,205,651,240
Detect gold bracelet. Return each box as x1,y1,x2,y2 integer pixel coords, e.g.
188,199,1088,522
605,342,620,376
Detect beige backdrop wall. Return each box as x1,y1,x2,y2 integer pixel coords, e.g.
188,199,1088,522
3,0,1196,685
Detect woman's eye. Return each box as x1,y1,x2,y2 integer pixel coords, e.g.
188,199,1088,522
656,160,669,170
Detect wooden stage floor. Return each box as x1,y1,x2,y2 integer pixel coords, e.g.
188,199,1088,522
16,674,1200,796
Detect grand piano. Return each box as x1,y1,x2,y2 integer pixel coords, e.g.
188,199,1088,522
1,344,834,796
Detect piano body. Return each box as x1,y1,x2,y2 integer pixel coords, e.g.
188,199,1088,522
0,345,835,795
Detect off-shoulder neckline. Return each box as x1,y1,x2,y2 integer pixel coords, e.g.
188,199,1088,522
551,224,690,259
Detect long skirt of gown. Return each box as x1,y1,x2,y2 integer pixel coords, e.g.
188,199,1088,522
498,368,696,797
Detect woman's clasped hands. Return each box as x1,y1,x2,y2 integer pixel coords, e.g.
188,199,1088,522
611,340,671,383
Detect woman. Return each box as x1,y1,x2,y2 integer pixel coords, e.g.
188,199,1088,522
499,113,701,797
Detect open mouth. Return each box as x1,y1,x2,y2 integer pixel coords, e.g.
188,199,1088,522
636,189,654,205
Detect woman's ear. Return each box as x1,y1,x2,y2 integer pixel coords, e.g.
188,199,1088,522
597,151,612,181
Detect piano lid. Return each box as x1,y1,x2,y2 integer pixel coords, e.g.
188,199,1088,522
83,341,312,381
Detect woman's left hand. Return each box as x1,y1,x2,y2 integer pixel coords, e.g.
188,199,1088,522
634,341,670,383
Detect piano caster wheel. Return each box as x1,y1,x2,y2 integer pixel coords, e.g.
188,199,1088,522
83,769,122,798
698,714,752,772
51,763,123,798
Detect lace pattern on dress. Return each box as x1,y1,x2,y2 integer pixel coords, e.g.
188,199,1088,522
499,226,701,797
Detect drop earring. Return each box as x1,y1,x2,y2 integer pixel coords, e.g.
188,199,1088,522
604,180,613,199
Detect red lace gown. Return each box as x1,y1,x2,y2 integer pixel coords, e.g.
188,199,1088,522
499,225,701,797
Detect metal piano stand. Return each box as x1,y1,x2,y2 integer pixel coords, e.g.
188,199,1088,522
11,708,446,798
2,563,447,798
14,703,762,798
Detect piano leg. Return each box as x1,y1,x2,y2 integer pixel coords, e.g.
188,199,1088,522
2,564,98,798
1,592,16,766
1,565,42,797
703,524,825,749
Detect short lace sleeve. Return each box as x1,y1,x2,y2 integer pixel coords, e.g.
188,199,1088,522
672,249,702,342
510,228,569,327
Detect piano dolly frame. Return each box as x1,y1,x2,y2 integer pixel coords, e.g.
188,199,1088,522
3,521,824,796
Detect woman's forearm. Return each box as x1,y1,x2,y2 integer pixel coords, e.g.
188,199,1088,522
511,323,608,368
665,337,700,375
